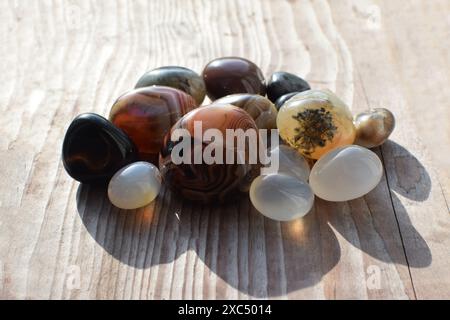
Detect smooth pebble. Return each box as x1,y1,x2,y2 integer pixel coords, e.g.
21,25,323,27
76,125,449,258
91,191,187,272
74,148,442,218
250,173,314,221
354,108,395,148
277,89,356,160
267,71,310,103
309,145,383,202
108,162,162,210
266,145,310,181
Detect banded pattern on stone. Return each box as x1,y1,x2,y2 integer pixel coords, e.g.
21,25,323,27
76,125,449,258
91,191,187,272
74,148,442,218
160,104,260,203
109,86,197,164
214,93,278,130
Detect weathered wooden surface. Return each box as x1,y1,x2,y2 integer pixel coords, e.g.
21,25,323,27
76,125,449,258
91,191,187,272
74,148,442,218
0,0,449,299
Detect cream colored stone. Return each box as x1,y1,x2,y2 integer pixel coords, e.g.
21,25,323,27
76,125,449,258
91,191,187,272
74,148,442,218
250,173,314,221
309,145,383,202
108,161,162,210
276,89,356,159
267,145,310,181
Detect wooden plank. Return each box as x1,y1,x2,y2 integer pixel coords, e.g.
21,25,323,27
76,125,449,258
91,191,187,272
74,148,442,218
328,0,450,299
0,0,448,299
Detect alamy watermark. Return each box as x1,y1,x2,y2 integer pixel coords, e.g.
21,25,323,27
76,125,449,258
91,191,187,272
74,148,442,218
170,122,280,175
65,265,81,291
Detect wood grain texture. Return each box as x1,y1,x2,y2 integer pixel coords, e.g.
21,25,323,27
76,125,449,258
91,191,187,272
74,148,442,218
0,0,449,299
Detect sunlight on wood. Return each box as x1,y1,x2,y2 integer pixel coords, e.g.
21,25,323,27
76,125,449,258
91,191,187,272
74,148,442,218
0,0,448,299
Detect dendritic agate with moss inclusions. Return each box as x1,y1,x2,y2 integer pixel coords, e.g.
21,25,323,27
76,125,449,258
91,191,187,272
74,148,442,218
276,89,356,160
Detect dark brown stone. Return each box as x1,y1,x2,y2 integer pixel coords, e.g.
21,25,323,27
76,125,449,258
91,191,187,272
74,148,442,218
267,71,310,102
202,57,266,100
62,113,137,184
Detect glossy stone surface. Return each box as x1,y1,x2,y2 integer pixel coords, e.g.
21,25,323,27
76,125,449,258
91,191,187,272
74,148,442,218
309,145,383,202
277,89,356,160
267,72,310,103
108,162,162,210
62,113,137,183
202,57,266,101
214,94,278,129
354,108,395,148
274,92,300,110
109,86,197,165
250,173,314,221
135,66,206,105
267,145,310,181
160,104,259,203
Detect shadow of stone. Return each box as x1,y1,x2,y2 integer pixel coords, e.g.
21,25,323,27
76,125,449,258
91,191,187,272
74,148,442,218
77,184,341,298
76,140,431,297
381,140,431,202
322,141,432,268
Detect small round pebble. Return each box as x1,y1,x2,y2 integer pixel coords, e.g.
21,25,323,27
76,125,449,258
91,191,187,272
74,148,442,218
274,92,300,110
309,145,383,202
266,145,310,181
250,173,314,221
108,162,162,210
354,108,395,148
202,57,266,100
135,66,206,105
267,72,310,103
277,89,356,160
214,93,278,129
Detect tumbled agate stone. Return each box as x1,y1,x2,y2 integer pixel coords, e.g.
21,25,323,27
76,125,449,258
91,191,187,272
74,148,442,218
202,57,266,100
62,113,137,183
214,93,278,129
267,145,310,182
274,92,299,110
135,66,206,105
108,162,162,210
160,104,259,203
267,72,310,103
250,173,314,221
109,86,197,165
309,145,383,202
277,89,356,160
354,108,395,148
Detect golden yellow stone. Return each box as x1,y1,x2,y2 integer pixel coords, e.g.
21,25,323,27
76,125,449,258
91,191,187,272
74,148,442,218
276,89,356,160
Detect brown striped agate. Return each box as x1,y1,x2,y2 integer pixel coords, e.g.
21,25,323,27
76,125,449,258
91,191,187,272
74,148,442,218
214,93,278,130
160,104,260,203
109,86,197,164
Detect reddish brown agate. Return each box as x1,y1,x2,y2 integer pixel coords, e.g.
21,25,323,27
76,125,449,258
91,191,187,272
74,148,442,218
109,86,197,164
160,104,260,203
202,57,266,101
214,93,278,130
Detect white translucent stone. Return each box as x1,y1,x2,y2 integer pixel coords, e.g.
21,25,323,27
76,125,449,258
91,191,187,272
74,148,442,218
267,145,310,181
250,173,314,221
309,145,383,202
108,161,162,210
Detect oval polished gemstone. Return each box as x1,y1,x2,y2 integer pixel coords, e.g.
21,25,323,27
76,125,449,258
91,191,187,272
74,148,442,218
109,86,197,165
354,108,395,148
214,93,278,129
135,66,206,105
309,145,383,202
62,113,137,183
160,104,260,203
267,145,310,182
202,57,266,101
274,92,300,110
267,72,310,103
277,89,356,160
250,173,314,221
108,162,162,210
